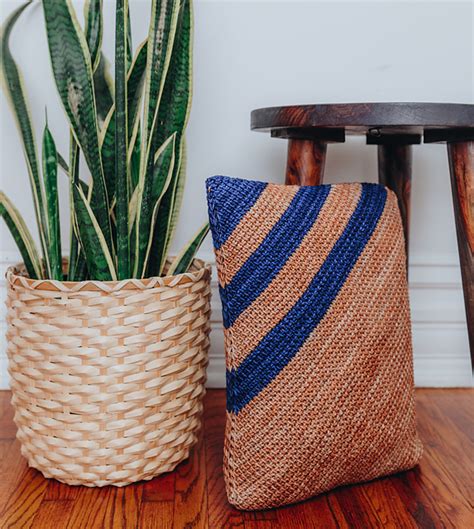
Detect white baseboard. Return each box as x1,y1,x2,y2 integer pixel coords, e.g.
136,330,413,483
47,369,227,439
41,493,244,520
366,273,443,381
0,251,472,389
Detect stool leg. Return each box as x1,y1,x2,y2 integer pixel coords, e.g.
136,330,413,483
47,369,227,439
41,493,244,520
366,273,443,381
447,141,474,363
285,139,327,185
377,145,412,263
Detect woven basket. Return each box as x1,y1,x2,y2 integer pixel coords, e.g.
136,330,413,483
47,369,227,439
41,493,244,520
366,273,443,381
5,259,211,487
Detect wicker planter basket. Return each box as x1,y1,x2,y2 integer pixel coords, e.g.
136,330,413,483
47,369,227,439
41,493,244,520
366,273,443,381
5,259,211,487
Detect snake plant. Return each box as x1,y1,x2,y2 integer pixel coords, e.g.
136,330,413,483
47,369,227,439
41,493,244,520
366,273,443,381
1,0,208,281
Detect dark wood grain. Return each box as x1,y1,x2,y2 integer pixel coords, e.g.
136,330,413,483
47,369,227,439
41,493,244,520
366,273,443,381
0,466,48,529
285,139,326,186
63,487,114,529
139,472,175,529
0,392,15,440
29,500,74,529
204,390,245,529
251,103,474,141
378,144,413,261
173,430,208,528
448,142,474,365
0,389,472,528
138,502,173,529
277,494,348,529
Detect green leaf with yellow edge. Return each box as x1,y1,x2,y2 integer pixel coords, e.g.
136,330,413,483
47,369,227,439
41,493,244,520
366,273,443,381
137,0,180,210
133,133,175,277
114,0,130,279
93,53,114,128
100,39,147,204
1,0,50,276
73,185,117,281
42,120,62,280
0,191,42,279
168,221,209,275
84,0,102,71
42,0,112,252
147,0,193,276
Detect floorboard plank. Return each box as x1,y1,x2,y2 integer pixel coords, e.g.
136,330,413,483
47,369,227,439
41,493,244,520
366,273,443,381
277,494,346,529
0,439,28,505
44,480,80,501
63,487,113,529
102,485,143,529
0,389,471,528
203,390,245,529
0,468,47,529
142,471,176,502
138,501,173,529
416,396,473,508
0,392,15,440
243,509,278,529
332,482,385,529
173,430,208,529
389,466,468,529
31,500,74,529
359,478,419,529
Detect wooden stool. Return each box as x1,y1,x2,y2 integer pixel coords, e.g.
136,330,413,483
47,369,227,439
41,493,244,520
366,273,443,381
251,103,474,364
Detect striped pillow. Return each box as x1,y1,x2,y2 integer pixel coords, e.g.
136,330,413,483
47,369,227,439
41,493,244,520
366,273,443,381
206,175,422,510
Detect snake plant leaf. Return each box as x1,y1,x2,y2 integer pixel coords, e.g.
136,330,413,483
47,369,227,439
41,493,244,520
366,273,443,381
168,222,209,275
137,134,176,278
101,39,147,194
62,176,89,196
42,122,62,280
130,128,141,191
58,150,89,196
67,132,79,280
125,41,147,196
93,53,114,128
127,40,147,154
57,151,69,174
115,0,130,279
73,185,117,281
134,134,176,277
84,0,102,72
42,0,112,251
138,0,180,192
132,134,175,275
164,137,187,254
152,0,193,152
100,39,147,204
85,1,113,128
147,137,185,277
126,2,133,68
128,186,139,234
1,0,50,275
167,175,185,255
0,191,42,279
58,148,89,196
146,0,193,276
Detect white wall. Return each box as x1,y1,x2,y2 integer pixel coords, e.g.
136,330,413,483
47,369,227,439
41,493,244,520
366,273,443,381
0,0,472,388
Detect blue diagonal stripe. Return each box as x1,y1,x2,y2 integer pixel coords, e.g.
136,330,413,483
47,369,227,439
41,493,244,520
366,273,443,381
206,176,267,250
221,184,331,329
226,183,388,414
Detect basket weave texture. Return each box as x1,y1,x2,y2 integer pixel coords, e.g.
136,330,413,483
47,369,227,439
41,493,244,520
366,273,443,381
207,176,423,510
5,259,211,487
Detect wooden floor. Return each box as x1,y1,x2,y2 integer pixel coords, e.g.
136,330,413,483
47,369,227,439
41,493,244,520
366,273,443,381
0,389,472,529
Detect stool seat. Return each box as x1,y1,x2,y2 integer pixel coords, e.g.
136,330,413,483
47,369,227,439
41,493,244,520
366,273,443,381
251,102,474,366
251,102,474,143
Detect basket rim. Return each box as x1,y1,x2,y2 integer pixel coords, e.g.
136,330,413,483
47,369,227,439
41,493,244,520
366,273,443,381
6,258,211,293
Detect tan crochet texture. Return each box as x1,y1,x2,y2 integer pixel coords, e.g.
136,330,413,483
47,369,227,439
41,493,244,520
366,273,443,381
207,179,423,510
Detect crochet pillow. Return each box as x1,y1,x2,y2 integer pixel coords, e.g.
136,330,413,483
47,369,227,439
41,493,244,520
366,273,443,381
206,175,423,510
